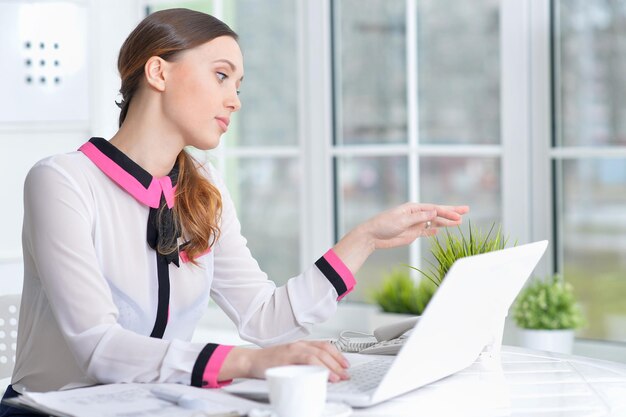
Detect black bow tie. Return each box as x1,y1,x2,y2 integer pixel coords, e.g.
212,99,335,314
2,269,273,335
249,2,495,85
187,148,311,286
146,163,181,267
147,196,180,267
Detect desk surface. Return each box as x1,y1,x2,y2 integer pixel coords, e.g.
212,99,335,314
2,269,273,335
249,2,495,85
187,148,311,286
351,345,626,417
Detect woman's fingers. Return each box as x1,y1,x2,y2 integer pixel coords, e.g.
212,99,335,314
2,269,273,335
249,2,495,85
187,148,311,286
310,341,350,368
429,206,470,226
406,203,468,215
432,204,470,215
310,347,350,382
433,206,468,221
405,204,469,224
407,208,458,229
406,209,437,228
288,341,350,382
432,216,462,228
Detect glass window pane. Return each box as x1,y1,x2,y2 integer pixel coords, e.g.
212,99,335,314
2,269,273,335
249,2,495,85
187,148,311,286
419,157,501,258
556,1,626,147
225,157,300,284
333,0,407,145
223,0,298,146
336,156,409,300
418,1,500,145
558,159,626,342
151,1,298,147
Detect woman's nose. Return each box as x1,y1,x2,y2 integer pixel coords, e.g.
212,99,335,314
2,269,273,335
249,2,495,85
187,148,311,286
226,90,241,112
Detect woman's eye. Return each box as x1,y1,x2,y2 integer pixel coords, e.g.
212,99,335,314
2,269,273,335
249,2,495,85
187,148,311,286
217,72,228,82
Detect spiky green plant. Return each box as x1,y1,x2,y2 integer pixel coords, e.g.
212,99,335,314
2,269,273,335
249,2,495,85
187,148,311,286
408,222,510,287
369,268,437,315
513,274,585,330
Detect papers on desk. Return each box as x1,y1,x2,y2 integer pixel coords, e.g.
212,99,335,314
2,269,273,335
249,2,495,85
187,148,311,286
8,383,263,417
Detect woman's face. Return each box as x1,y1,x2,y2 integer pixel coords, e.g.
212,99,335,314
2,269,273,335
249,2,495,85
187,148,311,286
162,36,243,150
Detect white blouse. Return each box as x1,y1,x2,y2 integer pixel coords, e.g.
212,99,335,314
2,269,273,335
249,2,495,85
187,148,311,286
12,137,355,393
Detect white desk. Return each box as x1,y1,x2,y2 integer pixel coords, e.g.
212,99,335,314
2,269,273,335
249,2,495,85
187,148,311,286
351,345,626,417
4,345,624,416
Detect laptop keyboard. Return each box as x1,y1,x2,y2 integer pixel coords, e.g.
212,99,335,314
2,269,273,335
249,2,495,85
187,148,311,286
328,357,394,395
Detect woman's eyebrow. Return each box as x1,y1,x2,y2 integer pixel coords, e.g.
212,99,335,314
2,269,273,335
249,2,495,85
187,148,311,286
212,59,244,81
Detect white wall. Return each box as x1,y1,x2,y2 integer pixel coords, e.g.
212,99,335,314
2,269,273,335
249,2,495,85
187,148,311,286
0,130,88,293
0,0,141,294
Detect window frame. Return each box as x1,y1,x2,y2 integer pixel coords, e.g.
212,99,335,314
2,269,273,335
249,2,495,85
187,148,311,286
330,0,507,275
548,0,626,349
127,0,626,357
529,0,626,354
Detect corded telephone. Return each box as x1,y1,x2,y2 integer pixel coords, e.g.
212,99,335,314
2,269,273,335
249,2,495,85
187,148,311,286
332,316,420,355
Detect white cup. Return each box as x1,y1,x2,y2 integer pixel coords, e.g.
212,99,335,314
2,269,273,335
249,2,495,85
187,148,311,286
265,365,329,417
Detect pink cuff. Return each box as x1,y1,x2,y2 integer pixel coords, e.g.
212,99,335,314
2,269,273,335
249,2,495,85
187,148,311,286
202,345,235,388
314,249,356,301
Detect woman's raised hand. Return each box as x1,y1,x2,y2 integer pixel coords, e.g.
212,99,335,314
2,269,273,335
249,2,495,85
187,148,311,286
362,203,469,250
332,203,469,274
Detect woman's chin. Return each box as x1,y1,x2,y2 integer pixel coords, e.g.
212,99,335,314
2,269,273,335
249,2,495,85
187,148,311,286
188,136,221,151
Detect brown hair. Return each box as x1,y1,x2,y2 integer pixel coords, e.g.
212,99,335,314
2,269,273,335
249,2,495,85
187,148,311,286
117,8,238,262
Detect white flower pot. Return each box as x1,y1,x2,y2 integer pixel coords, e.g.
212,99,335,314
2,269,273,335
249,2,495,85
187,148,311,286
517,328,575,354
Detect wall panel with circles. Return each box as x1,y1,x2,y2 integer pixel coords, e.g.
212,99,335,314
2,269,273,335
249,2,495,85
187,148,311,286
0,1,89,123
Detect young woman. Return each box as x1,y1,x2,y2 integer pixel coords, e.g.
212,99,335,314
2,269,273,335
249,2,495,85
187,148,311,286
2,8,468,414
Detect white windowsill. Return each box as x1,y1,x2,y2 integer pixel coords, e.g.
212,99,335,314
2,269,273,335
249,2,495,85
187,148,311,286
194,302,626,365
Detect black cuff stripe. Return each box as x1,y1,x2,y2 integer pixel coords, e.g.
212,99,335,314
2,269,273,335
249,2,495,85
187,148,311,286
149,253,170,339
315,256,347,297
191,343,219,387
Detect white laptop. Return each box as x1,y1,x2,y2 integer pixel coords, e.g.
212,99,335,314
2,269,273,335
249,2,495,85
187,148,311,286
225,240,548,407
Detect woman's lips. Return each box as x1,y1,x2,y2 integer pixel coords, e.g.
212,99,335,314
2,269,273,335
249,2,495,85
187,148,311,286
216,117,229,132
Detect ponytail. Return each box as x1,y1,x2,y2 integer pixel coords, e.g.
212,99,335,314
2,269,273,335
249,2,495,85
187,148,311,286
174,151,222,263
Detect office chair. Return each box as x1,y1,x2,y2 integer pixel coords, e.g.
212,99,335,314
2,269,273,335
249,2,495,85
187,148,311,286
0,294,20,380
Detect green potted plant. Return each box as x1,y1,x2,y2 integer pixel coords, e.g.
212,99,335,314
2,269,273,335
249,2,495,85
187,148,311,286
512,274,585,354
368,268,436,328
369,222,509,327
369,268,436,315
410,222,510,287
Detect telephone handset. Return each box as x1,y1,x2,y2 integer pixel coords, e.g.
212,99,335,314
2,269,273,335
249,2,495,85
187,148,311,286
361,316,420,355
332,316,420,355
372,316,420,341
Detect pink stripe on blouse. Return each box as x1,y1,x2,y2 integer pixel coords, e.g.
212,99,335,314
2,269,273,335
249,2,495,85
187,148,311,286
179,246,212,264
79,141,177,209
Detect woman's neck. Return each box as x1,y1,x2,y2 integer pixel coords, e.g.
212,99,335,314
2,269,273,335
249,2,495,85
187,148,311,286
109,102,184,178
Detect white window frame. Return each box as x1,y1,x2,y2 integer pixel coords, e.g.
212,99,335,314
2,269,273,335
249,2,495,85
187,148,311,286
101,0,626,360
73,0,626,359
508,0,626,356
329,0,506,274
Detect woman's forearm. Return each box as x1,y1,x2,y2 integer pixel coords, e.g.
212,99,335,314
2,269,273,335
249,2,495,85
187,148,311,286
218,347,253,381
331,225,376,276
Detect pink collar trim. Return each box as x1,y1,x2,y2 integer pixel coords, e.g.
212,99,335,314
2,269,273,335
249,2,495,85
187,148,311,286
79,139,177,209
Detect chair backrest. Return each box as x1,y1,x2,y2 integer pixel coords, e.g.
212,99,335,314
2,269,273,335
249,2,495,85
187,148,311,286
0,294,21,379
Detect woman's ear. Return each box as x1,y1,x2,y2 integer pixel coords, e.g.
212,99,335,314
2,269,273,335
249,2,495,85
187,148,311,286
144,56,167,92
